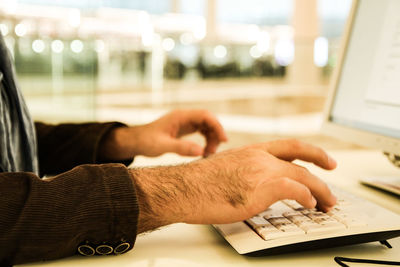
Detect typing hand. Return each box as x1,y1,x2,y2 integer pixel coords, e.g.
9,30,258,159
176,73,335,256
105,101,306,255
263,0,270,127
131,139,337,233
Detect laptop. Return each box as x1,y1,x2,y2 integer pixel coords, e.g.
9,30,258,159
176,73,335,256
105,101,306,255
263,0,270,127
213,0,400,256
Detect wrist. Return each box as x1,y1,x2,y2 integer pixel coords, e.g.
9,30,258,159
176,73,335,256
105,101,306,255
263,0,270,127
99,126,143,161
129,166,191,233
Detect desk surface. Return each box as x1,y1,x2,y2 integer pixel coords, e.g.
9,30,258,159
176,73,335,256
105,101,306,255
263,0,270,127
19,150,400,267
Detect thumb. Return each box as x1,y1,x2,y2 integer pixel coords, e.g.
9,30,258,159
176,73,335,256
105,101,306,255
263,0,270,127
170,140,204,156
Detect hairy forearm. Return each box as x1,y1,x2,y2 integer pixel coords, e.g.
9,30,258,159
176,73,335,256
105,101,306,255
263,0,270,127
129,156,251,233
130,165,193,233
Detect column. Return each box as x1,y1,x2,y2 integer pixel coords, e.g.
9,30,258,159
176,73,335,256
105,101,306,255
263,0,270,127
287,0,321,86
206,0,217,41
171,0,180,13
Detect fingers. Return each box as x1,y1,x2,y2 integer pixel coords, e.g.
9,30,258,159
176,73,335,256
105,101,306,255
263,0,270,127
250,139,337,210
264,177,317,209
199,111,228,156
192,110,228,140
169,140,204,157
279,160,337,211
203,128,224,156
178,110,228,156
257,139,337,170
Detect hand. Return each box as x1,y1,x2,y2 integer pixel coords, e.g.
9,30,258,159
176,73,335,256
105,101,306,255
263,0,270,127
99,109,227,161
131,139,337,233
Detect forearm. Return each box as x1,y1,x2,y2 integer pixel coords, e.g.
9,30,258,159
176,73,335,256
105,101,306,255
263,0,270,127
129,157,250,233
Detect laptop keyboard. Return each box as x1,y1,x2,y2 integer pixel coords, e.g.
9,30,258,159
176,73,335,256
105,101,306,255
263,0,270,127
245,187,368,241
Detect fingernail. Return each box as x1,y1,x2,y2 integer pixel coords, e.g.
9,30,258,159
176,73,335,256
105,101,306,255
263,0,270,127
311,196,317,207
328,155,337,167
331,194,337,205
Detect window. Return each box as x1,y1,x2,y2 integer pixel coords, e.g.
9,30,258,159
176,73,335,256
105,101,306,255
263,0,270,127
18,0,171,14
181,0,205,16
217,0,293,25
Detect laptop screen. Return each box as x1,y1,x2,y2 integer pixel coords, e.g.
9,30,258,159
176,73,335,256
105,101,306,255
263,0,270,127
329,0,400,140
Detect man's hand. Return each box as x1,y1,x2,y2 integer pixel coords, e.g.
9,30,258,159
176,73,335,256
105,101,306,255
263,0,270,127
98,109,227,161
130,139,337,233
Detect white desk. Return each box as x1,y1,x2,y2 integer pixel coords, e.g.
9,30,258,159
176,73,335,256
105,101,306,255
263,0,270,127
19,150,400,267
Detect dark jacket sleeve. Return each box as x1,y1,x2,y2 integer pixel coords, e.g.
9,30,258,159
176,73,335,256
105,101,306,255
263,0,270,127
0,163,139,266
34,122,132,176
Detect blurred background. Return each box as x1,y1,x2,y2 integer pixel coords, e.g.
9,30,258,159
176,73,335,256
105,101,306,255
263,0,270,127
0,0,359,150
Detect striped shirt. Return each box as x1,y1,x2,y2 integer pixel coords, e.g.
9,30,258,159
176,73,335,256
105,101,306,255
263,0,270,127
0,35,38,174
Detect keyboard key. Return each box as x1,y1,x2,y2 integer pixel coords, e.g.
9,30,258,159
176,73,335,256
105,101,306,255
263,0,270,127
306,212,333,222
282,199,304,210
257,226,286,240
260,209,285,219
316,217,344,227
300,208,318,216
285,214,313,225
299,222,324,233
282,211,303,217
246,216,272,228
266,217,293,227
278,225,304,234
260,203,293,218
266,217,304,236
257,223,304,239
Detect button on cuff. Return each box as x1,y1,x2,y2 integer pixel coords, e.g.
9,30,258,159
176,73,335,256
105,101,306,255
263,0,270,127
77,240,132,256
77,244,95,256
96,244,114,255
114,242,130,254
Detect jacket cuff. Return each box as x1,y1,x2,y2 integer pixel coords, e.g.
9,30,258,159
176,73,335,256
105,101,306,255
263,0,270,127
76,163,139,256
